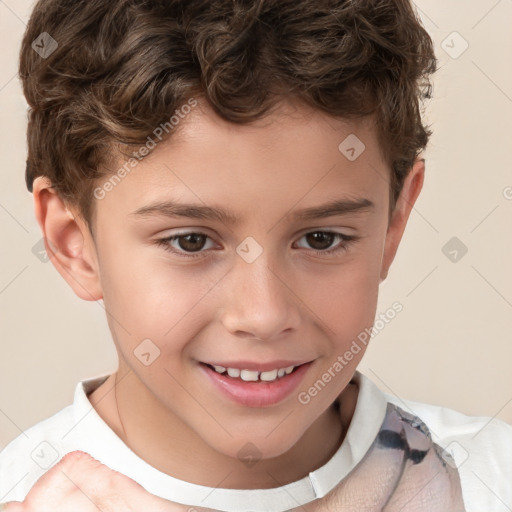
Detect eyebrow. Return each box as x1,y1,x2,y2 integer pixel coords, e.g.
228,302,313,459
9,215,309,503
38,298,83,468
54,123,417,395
130,197,374,224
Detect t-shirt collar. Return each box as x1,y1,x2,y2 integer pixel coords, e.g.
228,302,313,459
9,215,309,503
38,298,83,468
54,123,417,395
72,371,388,512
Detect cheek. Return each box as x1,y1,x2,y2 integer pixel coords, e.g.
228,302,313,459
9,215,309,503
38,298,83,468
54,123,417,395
295,254,382,405
97,242,219,349
302,251,382,339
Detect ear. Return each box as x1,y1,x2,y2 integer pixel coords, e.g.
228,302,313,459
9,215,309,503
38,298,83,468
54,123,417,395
380,158,425,282
32,176,103,301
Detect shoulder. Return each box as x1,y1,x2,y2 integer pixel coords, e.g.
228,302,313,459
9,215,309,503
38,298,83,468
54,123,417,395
0,375,112,504
385,393,512,510
385,394,512,459
0,403,76,503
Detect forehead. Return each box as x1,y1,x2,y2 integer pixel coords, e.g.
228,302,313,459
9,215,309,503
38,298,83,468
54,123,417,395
167,97,379,157
96,97,389,224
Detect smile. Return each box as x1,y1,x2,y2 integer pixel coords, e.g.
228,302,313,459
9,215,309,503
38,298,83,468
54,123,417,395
208,364,296,382
199,360,313,407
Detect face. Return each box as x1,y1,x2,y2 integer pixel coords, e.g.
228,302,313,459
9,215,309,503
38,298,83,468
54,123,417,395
35,97,423,463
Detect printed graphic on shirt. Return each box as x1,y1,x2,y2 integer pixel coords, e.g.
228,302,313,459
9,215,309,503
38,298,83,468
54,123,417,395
292,403,466,511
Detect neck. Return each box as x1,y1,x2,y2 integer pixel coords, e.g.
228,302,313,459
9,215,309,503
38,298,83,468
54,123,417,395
88,365,358,489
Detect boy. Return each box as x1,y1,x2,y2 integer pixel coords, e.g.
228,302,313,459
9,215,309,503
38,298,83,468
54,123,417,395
0,0,511,510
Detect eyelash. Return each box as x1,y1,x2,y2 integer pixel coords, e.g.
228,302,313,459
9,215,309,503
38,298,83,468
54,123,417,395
155,230,360,260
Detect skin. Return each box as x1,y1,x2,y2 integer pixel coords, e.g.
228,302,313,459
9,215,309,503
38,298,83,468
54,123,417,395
3,451,190,511
30,97,424,491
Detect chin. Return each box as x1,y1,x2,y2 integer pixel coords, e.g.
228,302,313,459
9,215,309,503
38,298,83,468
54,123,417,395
205,429,301,462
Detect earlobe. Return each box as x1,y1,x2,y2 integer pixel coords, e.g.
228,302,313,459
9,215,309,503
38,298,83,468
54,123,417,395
32,176,103,301
379,158,426,283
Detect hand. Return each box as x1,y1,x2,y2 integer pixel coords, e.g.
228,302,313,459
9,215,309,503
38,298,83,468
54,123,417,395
1,450,196,511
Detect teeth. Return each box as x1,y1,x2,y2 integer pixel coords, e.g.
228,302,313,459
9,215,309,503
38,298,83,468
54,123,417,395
227,368,240,378
240,370,259,382
260,369,278,381
210,364,298,381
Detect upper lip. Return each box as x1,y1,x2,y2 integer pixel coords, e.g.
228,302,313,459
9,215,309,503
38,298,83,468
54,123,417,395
202,360,313,372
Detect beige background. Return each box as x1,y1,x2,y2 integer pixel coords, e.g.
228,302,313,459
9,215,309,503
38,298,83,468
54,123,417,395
1,0,511,452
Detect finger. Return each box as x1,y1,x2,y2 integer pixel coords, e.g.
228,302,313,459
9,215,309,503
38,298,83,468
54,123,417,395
21,450,110,511
0,502,25,511
23,450,190,512
53,452,189,511
26,450,98,497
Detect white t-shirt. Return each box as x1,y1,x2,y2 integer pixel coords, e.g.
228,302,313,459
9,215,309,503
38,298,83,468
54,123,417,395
0,371,510,511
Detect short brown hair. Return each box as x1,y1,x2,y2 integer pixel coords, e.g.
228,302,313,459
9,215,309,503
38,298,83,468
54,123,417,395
19,0,437,231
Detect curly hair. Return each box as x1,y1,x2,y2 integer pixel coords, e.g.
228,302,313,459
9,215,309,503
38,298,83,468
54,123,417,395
19,0,437,231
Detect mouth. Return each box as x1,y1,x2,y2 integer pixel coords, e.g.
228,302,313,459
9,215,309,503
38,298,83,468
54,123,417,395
199,360,313,407
204,362,301,382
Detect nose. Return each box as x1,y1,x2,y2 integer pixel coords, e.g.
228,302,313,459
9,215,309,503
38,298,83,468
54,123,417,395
219,251,302,342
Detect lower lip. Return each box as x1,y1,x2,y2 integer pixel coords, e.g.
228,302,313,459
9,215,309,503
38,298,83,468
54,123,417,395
200,362,312,408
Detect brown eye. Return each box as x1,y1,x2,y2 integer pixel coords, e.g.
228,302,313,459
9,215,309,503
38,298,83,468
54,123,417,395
175,233,208,252
156,231,216,258
294,230,358,255
304,231,336,250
